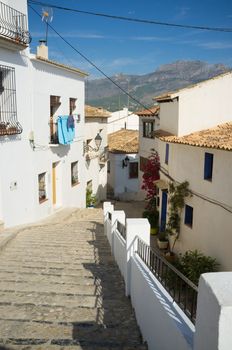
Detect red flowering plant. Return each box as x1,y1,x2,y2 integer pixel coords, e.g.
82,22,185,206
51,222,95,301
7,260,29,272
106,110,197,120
141,150,160,211
141,150,160,233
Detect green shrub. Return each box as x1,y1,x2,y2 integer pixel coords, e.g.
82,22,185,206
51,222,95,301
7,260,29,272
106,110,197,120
86,189,96,207
175,250,219,285
142,209,159,228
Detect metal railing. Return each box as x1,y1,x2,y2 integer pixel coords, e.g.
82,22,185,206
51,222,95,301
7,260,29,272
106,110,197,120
116,220,126,240
0,64,22,136
137,238,198,323
0,1,31,45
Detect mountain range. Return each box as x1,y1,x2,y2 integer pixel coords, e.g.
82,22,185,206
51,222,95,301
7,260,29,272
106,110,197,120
86,60,230,112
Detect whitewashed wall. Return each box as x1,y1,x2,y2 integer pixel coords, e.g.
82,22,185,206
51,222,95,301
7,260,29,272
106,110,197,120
158,72,232,137
31,59,86,221
107,108,139,134
85,117,108,201
158,140,232,270
108,153,139,198
0,43,35,227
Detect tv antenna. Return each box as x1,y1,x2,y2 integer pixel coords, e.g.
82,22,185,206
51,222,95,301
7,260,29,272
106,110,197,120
42,7,53,45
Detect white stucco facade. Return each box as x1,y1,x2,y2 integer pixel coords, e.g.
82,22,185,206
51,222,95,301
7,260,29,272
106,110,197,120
0,0,87,227
158,71,232,137
108,152,139,200
158,140,232,270
85,117,108,202
107,108,139,134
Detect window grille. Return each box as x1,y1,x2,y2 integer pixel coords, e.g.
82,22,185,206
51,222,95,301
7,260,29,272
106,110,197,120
38,173,47,203
143,121,154,138
129,162,138,178
0,64,22,136
71,161,79,186
0,1,31,45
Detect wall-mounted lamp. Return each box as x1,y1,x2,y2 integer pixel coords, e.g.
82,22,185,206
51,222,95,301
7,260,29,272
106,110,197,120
84,132,102,153
122,155,130,168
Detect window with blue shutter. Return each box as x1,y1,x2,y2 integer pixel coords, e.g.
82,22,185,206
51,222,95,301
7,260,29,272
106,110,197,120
184,205,193,227
165,143,169,164
204,153,214,180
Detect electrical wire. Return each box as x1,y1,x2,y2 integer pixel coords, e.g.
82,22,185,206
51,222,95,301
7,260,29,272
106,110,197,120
28,0,232,33
28,5,156,115
159,166,232,214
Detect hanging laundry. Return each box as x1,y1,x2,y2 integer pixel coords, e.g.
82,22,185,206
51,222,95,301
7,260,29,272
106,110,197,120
57,116,75,145
67,115,75,129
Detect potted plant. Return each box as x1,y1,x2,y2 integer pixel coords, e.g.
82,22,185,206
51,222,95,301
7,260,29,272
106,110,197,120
86,189,96,208
142,209,159,235
157,232,168,250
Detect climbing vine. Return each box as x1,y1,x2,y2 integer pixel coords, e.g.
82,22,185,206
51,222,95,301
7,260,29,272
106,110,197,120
167,181,191,236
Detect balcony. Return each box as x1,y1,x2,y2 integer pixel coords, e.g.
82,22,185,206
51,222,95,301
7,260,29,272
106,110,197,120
0,64,22,136
0,1,31,49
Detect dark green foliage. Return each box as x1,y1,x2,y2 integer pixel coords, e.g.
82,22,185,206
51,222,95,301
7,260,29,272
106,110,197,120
142,209,159,229
86,189,96,207
175,250,219,285
167,181,190,235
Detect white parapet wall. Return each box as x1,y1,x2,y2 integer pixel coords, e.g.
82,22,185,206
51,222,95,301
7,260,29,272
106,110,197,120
103,202,232,350
104,202,195,350
194,272,232,350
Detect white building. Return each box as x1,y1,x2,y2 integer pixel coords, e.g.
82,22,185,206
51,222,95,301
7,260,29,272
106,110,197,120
0,0,87,228
107,129,139,200
147,72,232,270
137,106,160,199
107,107,139,134
84,105,109,202
158,122,232,270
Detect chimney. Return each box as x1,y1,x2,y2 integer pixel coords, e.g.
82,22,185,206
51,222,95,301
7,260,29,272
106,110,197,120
37,40,48,59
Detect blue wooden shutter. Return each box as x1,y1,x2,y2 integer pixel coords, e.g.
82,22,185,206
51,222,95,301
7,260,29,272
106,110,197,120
165,144,169,164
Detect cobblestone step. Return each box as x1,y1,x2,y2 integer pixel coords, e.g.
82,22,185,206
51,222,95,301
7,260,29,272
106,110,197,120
0,208,147,350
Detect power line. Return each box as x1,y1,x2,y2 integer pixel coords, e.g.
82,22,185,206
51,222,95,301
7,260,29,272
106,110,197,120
29,5,156,115
28,0,232,33
159,167,232,214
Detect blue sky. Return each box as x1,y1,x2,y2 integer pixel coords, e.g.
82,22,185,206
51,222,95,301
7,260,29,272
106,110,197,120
28,0,232,79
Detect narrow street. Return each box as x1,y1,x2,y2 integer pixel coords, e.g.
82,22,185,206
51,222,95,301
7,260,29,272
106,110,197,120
0,209,146,350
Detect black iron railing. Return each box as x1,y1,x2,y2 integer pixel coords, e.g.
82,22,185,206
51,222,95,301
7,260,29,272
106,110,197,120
0,1,31,45
0,64,22,136
116,220,126,240
108,212,112,221
137,238,198,323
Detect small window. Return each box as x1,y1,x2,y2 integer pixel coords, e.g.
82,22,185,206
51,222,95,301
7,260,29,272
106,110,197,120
184,205,193,227
38,172,47,203
71,161,79,186
70,98,77,115
165,143,169,164
129,162,138,179
0,71,4,94
107,160,110,174
143,121,154,138
204,152,213,180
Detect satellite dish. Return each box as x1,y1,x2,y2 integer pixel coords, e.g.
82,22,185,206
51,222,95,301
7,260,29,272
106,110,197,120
41,7,53,44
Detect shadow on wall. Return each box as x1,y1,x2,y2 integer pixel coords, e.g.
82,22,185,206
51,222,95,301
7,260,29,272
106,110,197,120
71,221,145,348
95,184,107,203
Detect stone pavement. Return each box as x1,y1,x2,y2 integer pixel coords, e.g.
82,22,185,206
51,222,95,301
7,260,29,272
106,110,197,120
0,208,147,350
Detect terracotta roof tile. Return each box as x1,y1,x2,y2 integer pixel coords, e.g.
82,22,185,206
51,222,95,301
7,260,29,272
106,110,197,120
161,122,232,151
85,105,111,118
153,129,174,138
108,129,139,154
136,105,160,117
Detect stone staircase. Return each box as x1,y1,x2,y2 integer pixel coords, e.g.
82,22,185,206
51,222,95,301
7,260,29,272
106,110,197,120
0,208,147,350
